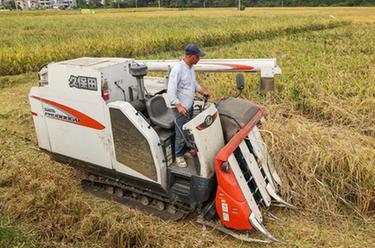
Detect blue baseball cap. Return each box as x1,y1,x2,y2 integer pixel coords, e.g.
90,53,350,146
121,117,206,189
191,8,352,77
185,44,206,57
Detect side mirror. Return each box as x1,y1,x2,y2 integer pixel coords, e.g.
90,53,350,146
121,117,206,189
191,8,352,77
236,73,245,90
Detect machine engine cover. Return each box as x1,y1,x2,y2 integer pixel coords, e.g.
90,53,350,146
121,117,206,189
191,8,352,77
216,97,263,142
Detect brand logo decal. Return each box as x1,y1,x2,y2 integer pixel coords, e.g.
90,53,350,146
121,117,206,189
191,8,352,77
31,96,105,130
196,112,218,131
69,75,97,91
43,105,80,123
204,115,214,126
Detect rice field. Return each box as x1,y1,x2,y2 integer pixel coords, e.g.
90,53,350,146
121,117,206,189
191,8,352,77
0,7,374,247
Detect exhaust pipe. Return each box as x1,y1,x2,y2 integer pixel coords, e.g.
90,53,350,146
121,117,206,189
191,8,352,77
129,62,148,101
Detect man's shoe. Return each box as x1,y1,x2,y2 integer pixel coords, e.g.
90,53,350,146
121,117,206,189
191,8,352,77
176,156,187,168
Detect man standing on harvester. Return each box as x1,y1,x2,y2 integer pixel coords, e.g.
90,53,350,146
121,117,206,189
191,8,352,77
167,44,209,168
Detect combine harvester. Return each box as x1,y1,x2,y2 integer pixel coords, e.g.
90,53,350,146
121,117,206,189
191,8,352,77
29,57,294,243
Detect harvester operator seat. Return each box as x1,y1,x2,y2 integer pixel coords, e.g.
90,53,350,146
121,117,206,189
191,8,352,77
146,95,175,129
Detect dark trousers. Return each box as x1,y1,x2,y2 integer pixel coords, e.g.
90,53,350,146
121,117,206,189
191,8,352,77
173,107,193,157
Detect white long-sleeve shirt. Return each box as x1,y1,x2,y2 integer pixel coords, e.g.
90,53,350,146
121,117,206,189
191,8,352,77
167,60,201,110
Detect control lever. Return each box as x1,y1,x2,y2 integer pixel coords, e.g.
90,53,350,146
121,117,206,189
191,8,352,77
201,94,209,112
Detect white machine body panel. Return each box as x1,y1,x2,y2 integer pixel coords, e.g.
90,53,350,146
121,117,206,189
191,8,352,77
28,57,139,171
48,57,140,103
29,87,52,151
100,61,138,103
29,86,113,169
183,104,225,178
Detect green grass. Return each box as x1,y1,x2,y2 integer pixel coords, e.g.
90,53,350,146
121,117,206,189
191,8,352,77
0,219,40,248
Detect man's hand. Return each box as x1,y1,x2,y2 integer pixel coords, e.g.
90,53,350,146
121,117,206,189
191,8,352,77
198,90,210,99
176,104,188,117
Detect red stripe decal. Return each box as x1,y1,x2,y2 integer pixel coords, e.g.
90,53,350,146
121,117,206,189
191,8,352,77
31,96,105,130
199,63,254,71
31,111,38,116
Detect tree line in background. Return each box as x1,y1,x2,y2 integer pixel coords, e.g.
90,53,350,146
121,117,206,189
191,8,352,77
88,0,374,8
1,0,374,9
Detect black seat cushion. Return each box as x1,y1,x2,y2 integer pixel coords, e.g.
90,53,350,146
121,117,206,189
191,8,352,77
146,95,175,129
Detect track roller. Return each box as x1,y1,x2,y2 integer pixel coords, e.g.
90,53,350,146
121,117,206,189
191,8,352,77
140,196,150,206
156,201,165,211
167,205,177,214
105,185,114,194
115,187,124,197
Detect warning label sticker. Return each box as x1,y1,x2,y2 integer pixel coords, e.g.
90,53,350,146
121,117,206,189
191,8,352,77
221,200,230,222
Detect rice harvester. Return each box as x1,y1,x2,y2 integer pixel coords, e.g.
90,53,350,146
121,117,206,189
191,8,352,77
29,57,294,243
